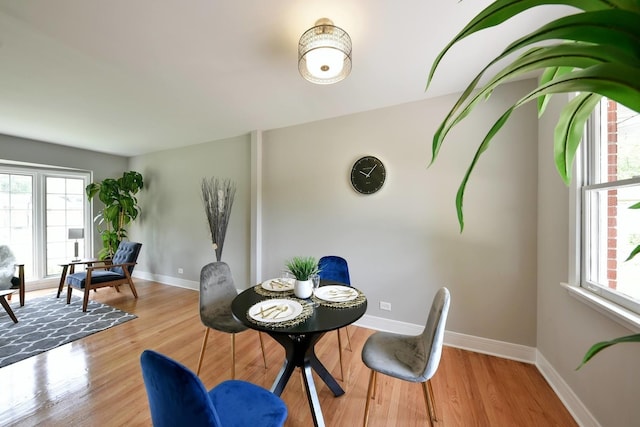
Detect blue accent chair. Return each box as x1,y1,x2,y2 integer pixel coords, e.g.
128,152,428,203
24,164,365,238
66,241,142,311
361,287,451,427
318,255,352,380
140,349,288,427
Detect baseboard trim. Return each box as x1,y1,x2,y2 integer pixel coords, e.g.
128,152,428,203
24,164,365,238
134,270,198,290
135,275,595,426
536,351,600,427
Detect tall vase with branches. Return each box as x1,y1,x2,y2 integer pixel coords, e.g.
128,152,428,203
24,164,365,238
201,177,236,262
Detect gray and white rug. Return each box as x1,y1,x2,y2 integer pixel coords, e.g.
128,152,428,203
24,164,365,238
0,293,137,368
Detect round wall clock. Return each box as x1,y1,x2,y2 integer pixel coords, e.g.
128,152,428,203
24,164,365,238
350,156,386,194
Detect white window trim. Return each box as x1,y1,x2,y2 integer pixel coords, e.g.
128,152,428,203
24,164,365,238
565,100,640,333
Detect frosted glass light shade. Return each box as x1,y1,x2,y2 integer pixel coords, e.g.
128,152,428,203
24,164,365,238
298,18,352,85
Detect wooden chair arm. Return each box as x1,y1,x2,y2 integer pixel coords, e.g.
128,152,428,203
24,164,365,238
86,262,137,272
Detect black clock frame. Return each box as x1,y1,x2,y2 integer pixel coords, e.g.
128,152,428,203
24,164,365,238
350,156,386,194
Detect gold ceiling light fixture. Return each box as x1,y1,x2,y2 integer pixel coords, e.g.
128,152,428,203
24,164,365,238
298,18,352,85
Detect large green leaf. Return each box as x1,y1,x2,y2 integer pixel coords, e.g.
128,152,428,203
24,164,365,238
432,45,638,161
577,333,640,369
537,66,575,114
553,93,602,183
426,0,634,89
452,63,640,230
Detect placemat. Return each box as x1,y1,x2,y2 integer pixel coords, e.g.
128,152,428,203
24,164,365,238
246,297,313,328
311,288,367,309
253,284,294,298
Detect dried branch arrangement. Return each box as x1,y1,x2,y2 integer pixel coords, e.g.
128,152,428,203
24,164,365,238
201,177,236,261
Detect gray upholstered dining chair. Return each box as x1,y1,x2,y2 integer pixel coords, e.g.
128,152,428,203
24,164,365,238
361,287,450,427
196,261,267,379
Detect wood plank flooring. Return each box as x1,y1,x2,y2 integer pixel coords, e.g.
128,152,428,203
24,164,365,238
0,281,577,427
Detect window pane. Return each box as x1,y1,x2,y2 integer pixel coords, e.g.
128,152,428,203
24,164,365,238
45,176,87,274
0,173,34,278
596,101,640,183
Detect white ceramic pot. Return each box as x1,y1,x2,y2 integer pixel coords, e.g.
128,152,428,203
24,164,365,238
294,279,313,299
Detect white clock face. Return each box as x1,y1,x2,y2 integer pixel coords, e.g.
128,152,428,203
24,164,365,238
350,156,386,194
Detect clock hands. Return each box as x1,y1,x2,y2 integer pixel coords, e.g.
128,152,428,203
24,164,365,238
365,163,377,178
359,170,368,177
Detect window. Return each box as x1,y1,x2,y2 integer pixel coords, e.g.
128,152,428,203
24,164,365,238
0,165,91,280
581,99,640,314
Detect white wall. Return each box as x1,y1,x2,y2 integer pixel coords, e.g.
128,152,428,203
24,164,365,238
261,79,538,346
537,96,640,427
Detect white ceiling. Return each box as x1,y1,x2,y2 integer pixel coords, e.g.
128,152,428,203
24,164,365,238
0,1,573,157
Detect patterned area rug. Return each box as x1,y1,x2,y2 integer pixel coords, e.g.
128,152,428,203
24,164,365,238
0,293,137,368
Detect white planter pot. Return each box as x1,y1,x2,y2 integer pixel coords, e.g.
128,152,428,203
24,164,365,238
294,279,313,299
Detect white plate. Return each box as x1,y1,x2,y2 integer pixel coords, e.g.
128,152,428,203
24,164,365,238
314,285,358,302
249,299,303,323
261,278,294,292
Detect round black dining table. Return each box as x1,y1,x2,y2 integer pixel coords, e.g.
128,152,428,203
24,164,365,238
231,280,367,427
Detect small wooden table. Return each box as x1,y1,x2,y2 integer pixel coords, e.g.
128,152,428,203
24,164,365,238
56,259,99,298
0,289,18,323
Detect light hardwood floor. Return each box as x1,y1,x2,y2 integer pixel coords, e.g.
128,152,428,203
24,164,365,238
0,281,577,426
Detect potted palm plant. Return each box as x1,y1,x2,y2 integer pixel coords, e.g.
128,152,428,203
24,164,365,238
86,171,144,260
427,0,640,365
285,256,320,298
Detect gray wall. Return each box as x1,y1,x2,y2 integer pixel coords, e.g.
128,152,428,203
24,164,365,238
261,79,538,345
129,134,252,288
537,96,640,426
0,133,128,253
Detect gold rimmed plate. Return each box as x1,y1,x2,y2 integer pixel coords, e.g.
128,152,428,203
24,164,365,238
314,285,358,302
249,299,303,323
261,278,294,292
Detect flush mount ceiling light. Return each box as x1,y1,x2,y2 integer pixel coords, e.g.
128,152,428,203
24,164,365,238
298,18,352,85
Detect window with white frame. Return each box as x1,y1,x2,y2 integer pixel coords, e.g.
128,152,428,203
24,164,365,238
581,99,640,314
0,165,91,280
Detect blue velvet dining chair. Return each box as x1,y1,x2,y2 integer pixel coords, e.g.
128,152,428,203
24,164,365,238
140,349,288,427
318,255,352,380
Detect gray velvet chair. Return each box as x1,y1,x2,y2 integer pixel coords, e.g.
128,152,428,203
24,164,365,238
361,287,450,427
196,261,267,379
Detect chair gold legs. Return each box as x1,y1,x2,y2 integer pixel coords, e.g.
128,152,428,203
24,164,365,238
196,327,211,375
363,373,439,427
363,370,377,427
337,330,344,381
197,329,268,378
258,332,267,369
343,326,352,351
422,380,438,426
231,333,237,379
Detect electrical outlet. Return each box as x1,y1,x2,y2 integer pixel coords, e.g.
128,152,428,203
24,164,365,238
379,301,391,311
178,268,184,274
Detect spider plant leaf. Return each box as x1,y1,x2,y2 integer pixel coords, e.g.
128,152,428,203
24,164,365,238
455,107,516,231
517,63,640,112
625,245,640,261
577,333,640,369
502,9,640,60
453,63,640,228
554,93,602,184
432,45,634,162
538,67,575,114
426,0,623,89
